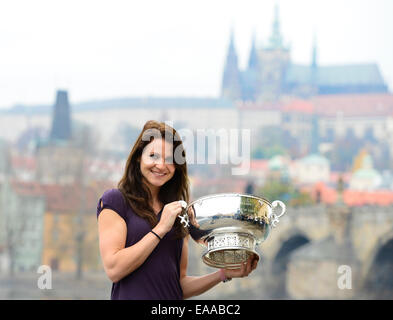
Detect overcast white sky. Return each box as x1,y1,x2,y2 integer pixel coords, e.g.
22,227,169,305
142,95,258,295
0,0,392,109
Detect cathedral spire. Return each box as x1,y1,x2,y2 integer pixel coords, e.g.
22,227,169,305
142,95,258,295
221,27,241,100
310,33,318,92
311,33,317,68
268,3,284,49
229,25,235,52
248,29,259,70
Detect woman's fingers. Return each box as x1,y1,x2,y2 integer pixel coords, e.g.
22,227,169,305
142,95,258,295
240,256,252,277
241,260,248,277
246,257,252,275
166,202,183,215
229,264,244,278
242,255,257,276
160,202,185,232
170,201,182,210
222,254,260,280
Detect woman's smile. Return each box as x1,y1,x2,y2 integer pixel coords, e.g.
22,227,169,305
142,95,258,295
150,169,168,177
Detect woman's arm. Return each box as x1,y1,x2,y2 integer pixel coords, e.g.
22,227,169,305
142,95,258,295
97,208,165,283
179,236,222,299
179,236,259,299
98,201,183,283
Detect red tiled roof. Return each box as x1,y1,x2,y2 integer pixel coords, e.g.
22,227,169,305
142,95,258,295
8,180,107,213
235,160,269,173
309,182,393,206
10,180,44,197
41,184,101,213
249,160,269,171
311,93,393,117
280,94,393,118
11,155,37,171
236,101,282,111
281,99,314,114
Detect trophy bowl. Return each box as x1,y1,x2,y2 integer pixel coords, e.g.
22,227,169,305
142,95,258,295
179,193,286,269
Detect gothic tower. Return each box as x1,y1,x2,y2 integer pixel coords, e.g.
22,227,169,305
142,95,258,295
248,30,259,71
310,34,319,95
221,28,241,101
49,90,72,142
243,30,260,101
257,4,290,102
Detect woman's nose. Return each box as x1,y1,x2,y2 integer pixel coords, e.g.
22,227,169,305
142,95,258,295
154,161,166,169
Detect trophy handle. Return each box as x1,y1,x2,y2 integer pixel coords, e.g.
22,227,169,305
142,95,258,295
178,201,190,228
271,200,286,228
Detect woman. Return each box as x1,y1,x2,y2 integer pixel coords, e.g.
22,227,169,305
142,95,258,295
97,120,259,300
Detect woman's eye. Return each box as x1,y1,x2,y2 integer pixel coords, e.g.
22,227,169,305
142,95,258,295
150,153,159,159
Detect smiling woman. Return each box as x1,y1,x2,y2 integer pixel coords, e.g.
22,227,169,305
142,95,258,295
140,138,176,193
96,120,259,300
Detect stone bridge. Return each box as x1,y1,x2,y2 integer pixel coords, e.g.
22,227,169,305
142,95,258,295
261,204,393,299
189,204,393,299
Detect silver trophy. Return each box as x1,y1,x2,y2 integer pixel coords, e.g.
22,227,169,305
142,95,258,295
178,193,286,269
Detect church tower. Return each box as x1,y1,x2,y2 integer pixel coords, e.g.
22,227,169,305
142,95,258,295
310,34,319,95
243,30,260,101
221,28,241,101
248,30,259,71
258,4,290,102
268,4,285,50
50,90,72,142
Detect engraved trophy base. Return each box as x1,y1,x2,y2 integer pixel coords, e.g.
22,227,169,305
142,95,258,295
202,232,259,269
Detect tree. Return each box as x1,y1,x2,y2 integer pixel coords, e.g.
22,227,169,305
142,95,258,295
258,179,313,207
325,133,363,171
253,126,301,159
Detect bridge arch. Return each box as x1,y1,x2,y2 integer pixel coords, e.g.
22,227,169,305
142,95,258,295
362,228,393,298
270,230,311,298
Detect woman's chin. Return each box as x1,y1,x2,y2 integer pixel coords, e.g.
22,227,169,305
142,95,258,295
148,178,169,188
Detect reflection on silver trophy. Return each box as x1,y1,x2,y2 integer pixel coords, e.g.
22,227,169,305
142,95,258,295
178,193,286,269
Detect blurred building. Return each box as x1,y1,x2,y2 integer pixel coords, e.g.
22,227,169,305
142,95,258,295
290,154,331,185
0,177,112,275
221,4,388,102
267,155,290,182
36,145,86,185
0,139,11,183
11,153,36,182
3,91,393,169
349,154,382,191
0,179,45,273
40,183,102,273
308,181,393,206
279,94,393,165
35,90,90,185
237,159,269,187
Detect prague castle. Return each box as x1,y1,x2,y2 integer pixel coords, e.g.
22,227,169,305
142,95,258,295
221,5,389,102
1,4,392,160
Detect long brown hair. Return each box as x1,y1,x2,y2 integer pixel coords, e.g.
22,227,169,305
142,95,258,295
118,120,189,238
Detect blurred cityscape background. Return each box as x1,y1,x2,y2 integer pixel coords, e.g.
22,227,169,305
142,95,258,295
0,1,393,299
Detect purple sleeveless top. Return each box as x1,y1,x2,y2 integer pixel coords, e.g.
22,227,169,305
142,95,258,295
97,188,184,300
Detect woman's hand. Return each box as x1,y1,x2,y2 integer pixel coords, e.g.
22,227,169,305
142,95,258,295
155,201,183,236
222,254,259,280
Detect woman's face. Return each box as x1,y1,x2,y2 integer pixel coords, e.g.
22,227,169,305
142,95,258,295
140,138,176,190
